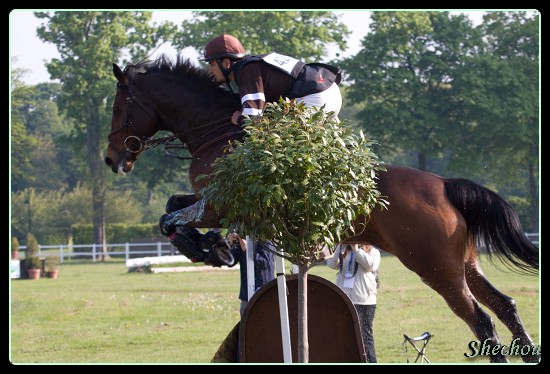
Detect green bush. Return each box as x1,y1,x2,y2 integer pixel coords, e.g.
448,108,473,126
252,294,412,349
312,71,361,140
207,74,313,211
26,256,42,270
25,233,41,270
201,99,387,264
45,256,60,272
26,233,39,257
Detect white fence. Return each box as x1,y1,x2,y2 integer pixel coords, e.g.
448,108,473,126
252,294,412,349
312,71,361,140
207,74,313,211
18,242,176,263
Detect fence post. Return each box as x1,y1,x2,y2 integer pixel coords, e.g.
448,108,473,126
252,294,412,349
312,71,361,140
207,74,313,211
157,242,162,257
59,244,64,264
92,243,96,263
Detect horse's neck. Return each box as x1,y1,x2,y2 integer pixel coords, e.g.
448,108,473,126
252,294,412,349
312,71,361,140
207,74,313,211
159,93,236,151
139,73,238,150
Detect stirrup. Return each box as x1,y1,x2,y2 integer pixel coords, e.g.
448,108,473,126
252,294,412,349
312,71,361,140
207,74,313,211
402,331,433,363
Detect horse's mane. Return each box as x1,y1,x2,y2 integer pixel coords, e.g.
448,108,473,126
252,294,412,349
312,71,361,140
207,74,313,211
128,54,223,90
122,54,240,124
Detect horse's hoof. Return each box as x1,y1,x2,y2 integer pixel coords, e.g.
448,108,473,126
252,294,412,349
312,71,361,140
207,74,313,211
171,226,207,262
206,244,237,268
522,353,541,363
159,213,175,236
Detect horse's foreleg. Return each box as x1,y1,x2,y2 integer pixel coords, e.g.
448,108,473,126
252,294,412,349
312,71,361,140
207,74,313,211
165,193,200,213
465,257,540,363
160,198,224,235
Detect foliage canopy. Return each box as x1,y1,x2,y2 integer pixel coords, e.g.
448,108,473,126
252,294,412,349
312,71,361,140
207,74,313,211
200,100,388,266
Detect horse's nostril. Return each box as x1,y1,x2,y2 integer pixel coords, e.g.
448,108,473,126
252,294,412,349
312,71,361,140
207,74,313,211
105,157,113,167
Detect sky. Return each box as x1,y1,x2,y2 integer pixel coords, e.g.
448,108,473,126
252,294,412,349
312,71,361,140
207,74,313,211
9,10,486,86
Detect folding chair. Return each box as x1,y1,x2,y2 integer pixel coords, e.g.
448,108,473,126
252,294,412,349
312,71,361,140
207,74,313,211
402,331,433,363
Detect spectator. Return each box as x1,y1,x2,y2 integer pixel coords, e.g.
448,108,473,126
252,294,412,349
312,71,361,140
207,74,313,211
227,231,275,317
325,243,381,362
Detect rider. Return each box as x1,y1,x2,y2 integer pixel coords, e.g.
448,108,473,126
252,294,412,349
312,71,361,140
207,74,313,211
202,34,343,126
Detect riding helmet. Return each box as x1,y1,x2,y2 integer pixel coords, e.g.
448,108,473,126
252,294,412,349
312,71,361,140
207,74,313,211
202,34,246,62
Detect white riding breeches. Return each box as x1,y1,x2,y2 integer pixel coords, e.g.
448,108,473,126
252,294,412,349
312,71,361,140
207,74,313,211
295,83,342,118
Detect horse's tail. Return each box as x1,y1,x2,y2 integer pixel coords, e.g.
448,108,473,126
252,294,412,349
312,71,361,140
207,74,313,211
444,178,538,275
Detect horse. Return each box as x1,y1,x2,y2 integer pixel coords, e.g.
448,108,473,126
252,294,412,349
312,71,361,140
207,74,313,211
105,55,539,363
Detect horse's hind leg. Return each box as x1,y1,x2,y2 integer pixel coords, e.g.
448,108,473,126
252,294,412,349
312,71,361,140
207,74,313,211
465,255,540,363
417,264,508,363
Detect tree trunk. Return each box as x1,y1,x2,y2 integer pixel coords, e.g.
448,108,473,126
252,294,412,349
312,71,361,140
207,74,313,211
297,264,309,363
87,108,108,261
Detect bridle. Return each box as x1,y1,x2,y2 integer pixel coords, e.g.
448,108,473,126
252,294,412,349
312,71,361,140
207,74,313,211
108,70,239,159
107,78,161,156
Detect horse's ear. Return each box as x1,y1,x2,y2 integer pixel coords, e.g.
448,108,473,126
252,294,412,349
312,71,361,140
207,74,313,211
113,63,127,85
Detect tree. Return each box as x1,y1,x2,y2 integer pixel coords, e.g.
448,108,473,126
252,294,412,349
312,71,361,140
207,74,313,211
11,80,85,191
10,119,37,190
340,11,480,171
173,11,350,62
11,185,144,245
340,11,539,232
34,11,177,258
450,12,539,231
201,100,387,362
10,63,39,190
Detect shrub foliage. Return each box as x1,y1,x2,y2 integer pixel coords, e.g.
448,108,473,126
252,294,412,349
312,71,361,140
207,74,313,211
201,99,388,266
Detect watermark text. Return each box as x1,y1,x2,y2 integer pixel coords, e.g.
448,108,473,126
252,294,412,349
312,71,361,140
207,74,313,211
465,338,541,358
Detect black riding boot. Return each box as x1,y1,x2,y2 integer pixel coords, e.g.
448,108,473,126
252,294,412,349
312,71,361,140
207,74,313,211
170,226,207,262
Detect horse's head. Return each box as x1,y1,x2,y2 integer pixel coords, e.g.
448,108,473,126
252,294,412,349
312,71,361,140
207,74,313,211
105,56,242,180
105,63,158,174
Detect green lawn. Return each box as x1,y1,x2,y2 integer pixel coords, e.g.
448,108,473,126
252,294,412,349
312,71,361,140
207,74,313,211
10,255,539,364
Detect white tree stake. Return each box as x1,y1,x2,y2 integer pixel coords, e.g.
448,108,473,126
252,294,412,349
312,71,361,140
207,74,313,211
275,250,292,362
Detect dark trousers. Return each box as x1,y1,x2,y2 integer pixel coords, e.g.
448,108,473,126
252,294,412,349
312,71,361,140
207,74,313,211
355,304,377,363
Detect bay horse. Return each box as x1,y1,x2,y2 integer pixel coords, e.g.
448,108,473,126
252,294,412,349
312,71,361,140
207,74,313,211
105,55,539,363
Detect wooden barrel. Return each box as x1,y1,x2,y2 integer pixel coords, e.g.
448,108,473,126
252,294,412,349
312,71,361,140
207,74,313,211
239,273,367,363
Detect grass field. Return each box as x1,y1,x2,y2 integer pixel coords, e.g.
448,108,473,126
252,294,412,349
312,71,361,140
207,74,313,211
10,254,540,364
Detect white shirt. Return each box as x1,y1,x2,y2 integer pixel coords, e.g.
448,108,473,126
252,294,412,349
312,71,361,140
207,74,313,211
326,245,380,305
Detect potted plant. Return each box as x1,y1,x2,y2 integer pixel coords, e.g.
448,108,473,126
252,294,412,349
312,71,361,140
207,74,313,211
26,256,42,280
25,233,41,280
45,256,60,279
11,236,19,260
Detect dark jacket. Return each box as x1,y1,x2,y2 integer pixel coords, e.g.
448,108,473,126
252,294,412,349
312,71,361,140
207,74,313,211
231,241,275,301
231,53,341,125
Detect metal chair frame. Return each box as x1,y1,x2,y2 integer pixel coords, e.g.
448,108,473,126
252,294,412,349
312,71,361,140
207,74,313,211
402,331,433,363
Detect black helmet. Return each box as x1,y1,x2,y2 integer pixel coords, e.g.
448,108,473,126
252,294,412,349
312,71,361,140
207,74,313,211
202,34,246,62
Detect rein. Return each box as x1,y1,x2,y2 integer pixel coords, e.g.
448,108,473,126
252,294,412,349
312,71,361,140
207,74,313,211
192,129,246,157
133,117,239,159
141,117,234,153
